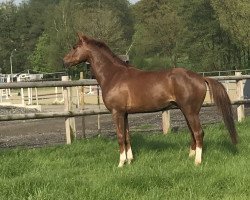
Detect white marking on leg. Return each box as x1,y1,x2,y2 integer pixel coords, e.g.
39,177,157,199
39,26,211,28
195,147,202,165
118,151,126,168
126,147,133,164
189,148,196,158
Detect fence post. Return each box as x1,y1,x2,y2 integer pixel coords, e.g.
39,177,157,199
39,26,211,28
69,83,76,135
35,87,38,105
5,89,9,99
235,71,245,122
54,87,59,103
76,86,80,108
27,88,30,104
79,72,86,138
62,76,76,144
21,88,25,105
162,110,170,134
6,78,10,99
0,89,2,103
28,88,33,105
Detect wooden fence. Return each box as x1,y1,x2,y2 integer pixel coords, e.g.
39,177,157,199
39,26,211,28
0,73,250,144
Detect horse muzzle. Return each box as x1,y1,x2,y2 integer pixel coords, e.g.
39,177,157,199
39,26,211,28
63,59,72,68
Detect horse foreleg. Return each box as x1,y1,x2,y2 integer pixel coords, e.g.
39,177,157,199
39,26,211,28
124,114,133,164
112,111,126,167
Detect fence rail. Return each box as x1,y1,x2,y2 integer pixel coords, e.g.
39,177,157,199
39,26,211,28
199,68,250,76
1,75,250,90
0,99,250,122
0,73,249,144
0,108,110,121
0,79,98,89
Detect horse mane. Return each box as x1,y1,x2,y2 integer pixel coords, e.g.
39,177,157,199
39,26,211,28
86,38,129,67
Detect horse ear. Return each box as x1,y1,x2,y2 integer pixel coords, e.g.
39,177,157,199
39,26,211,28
77,32,83,39
77,32,89,43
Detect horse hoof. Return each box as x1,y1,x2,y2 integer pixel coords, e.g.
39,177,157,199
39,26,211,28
195,160,201,166
127,159,133,165
118,161,125,168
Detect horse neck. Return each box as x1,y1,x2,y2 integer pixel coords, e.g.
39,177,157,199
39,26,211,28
88,48,125,88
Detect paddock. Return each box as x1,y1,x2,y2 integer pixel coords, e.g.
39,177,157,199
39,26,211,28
0,73,250,148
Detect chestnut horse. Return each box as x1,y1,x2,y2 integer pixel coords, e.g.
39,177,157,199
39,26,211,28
63,33,237,167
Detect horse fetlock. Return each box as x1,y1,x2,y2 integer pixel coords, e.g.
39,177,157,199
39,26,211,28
118,151,126,167
194,147,202,165
126,148,133,161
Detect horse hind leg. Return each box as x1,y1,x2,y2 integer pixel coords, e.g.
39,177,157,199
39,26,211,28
188,133,196,158
185,113,204,165
183,114,196,158
124,114,133,164
112,111,127,167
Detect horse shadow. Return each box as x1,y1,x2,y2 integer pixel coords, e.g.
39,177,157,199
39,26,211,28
131,133,181,156
204,139,238,155
130,131,238,158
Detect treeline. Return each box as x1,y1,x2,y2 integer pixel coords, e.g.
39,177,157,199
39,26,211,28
0,0,249,75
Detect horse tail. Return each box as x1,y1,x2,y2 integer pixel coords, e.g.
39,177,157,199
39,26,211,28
204,77,238,144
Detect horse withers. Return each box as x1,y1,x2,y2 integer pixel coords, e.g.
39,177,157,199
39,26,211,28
63,33,237,167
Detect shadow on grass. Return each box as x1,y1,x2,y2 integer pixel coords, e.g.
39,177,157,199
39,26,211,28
131,134,181,155
115,174,173,192
205,139,238,155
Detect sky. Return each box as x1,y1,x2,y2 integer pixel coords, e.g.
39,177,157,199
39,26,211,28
129,0,140,4
0,0,140,5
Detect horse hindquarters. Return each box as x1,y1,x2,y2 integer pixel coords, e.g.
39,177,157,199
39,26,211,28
172,71,207,165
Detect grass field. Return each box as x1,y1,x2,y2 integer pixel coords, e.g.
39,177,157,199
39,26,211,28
0,119,250,200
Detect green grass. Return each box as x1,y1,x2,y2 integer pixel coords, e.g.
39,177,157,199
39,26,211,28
0,119,250,200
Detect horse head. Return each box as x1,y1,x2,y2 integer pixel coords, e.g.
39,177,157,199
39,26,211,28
63,32,90,67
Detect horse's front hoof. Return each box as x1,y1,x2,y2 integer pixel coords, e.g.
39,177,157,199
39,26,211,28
195,160,201,166
118,160,125,168
127,159,133,165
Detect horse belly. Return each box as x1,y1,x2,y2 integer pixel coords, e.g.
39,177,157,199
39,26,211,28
103,75,174,113
126,85,173,113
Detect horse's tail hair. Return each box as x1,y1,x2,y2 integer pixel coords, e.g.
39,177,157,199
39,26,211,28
205,77,238,144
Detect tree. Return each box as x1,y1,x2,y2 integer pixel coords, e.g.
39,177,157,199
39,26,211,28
131,0,184,68
131,0,250,71
211,0,250,48
28,33,55,72
211,0,250,68
0,0,61,73
30,0,134,72
0,1,18,73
